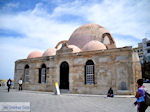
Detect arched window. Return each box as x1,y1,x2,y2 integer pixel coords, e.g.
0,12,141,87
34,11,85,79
85,60,95,84
24,65,29,82
39,64,46,83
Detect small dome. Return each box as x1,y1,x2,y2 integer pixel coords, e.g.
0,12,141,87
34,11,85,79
82,40,107,51
68,45,81,53
68,23,113,49
43,48,56,56
27,51,42,59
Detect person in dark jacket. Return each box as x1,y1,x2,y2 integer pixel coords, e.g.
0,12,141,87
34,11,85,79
107,87,114,97
7,79,12,92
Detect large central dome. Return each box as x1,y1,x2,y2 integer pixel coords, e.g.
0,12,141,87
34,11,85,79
68,23,116,49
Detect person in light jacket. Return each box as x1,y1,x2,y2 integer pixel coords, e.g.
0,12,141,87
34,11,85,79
18,78,23,91
135,79,148,112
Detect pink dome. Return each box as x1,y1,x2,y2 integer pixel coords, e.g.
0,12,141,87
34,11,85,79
82,40,107,51
68,23,113,49
43,48,56,56
68,45,81,53
27,51,43,59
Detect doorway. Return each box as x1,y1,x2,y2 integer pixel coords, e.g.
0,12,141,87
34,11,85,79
59,61,69,90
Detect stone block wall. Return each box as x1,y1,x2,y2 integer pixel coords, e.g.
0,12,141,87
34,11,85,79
14,47,141,95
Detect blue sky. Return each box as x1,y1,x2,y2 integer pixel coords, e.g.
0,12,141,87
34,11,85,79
0,0,150,80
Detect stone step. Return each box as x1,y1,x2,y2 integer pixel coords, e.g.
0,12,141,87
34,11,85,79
60,89,69,93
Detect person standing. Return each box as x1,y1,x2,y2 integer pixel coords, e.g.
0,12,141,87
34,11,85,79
18,78,23,91
7,79,12,92
135,79,148,112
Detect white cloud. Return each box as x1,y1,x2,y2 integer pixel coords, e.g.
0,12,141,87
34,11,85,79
0,6,79,48
0,2,79,79
49,0,150,39
0,0,150,79
114,36,139,48
0,42,35,79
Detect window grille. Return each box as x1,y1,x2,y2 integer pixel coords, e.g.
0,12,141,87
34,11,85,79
86,65,94,84
24,65,29,82
85,60,95,84
41,68,46,83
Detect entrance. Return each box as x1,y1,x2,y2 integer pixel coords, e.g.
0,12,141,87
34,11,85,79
60,61,69,89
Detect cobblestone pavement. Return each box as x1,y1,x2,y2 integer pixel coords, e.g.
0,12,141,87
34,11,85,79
0,84,150,112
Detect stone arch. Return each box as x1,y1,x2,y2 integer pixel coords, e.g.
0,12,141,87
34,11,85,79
102,33,115,44
55,40,68,49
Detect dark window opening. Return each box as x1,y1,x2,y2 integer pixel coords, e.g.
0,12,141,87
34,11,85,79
147,49,150,53
60,61,69,89
147,43,150,47
39,64,46,83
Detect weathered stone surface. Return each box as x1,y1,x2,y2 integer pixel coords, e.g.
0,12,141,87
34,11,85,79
98,57,112,62
116,56,128,61
14,47,141,95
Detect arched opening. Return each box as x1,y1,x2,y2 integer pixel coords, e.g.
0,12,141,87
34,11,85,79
59,61,69,89
102,33,114,44
85,60,95,84
39,64,46,83
24,65,29,82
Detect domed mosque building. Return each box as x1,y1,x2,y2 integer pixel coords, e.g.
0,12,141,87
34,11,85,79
14,24,141,95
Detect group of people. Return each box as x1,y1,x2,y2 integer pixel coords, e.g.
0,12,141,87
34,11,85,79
6,78,149,111
6,78,23,92
107,79,149,112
